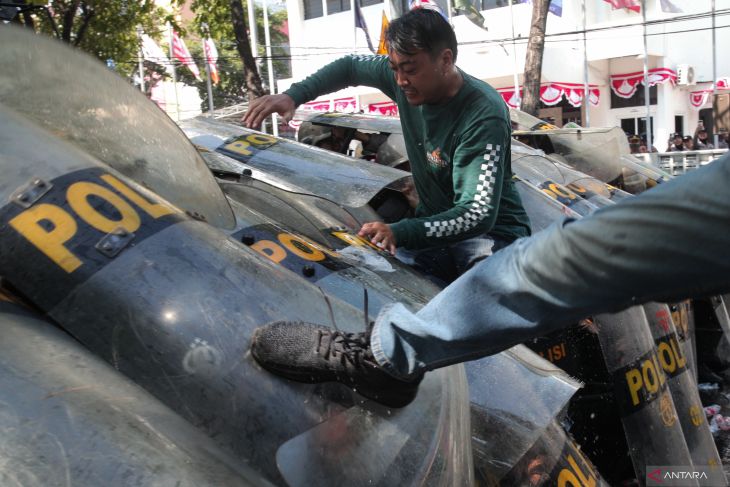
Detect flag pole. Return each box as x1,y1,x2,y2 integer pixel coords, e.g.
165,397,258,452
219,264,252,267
582,0,590,127
263,0,278,136
247,0,260,71
202,23,215,115
641,0,651,149
136,26,145,93
168,22,181,122
712,0,718,146
509,0,520,108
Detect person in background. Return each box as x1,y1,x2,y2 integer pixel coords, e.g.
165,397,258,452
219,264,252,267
667,133,684,152
695,124,715,150
683,135,695,151
640,133,657,153
718,131,729,150
628,134,641,154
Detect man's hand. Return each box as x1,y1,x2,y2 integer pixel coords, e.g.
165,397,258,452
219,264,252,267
243,94,296,129
359,222,397,255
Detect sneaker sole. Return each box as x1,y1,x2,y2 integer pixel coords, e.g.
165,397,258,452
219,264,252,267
251,337,417,408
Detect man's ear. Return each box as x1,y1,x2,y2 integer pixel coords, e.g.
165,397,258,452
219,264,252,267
439,48,454,68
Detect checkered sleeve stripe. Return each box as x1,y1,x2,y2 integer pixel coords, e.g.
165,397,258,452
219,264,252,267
424,144,500,238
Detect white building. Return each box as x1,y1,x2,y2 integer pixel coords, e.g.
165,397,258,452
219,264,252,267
278,0,730,148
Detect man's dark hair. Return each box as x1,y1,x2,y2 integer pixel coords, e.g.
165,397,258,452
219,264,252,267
386,9,458,61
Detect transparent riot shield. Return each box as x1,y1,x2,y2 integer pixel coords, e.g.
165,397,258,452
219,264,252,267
0,31,474,484
670,300,698,382
500,420,611,487
594,306,697,485
0,299,265,487
0,27,234,230
0,107,472,485
642,302,725,484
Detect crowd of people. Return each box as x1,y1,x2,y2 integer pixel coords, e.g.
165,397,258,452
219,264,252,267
632,124,728,153
627,124,729,154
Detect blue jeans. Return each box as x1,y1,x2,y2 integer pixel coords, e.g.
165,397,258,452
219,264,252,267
371,155,730,380
396,234,511,285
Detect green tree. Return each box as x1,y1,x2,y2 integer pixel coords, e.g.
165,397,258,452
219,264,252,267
35,1,170,78
185,0,290,106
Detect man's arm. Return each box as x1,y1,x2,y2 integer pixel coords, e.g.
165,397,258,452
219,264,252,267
390,119,511,249
371,155,730,379
244,55,395,129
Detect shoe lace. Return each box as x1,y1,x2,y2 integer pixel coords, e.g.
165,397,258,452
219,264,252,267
316,329,371,369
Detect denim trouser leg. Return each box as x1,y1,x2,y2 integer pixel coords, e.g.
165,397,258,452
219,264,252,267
396,235,500,285
371,155,730,380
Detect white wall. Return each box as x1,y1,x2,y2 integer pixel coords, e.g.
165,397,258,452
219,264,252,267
283,0,730,136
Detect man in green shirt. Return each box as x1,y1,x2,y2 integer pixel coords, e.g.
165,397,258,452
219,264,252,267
245,8,530,283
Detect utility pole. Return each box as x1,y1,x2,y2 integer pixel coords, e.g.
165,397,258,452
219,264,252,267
582,0,589,127
712,0,718,146
641,0,652,149
263,0,277,135
509,0,521,108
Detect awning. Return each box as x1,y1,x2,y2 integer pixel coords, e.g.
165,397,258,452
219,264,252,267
496,82,600,109
688,77,729,110
609,68,677,99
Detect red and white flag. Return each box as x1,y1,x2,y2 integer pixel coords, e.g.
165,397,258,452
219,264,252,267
203,37,220,85
603,0,641,13
172,31,201,80
140,33,174,76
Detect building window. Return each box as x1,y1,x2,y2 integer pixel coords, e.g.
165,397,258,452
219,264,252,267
327,0,350,14
304,0,324,19
610,85,657,109
674,115,684,136
360,0,383,6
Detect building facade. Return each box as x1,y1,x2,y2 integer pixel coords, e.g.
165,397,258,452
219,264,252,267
278,0,730,148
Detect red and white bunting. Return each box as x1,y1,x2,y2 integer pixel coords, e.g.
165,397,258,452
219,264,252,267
689,90,710,109
688,77,730,109
301,97,358,113
609,68,677,99
301,100,332,112
368,101,399,116
496,83,600,109
171,31,201,80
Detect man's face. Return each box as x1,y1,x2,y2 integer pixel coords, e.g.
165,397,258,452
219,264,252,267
673,136,683,146
388,48,451,105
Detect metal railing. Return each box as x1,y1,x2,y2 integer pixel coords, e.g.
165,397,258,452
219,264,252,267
635,149,728,175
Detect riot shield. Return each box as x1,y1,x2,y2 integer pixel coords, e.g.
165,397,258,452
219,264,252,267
642,302,725,484
0,299,265,487
0,28,234,230
594,306,697,484
500,420,611,487
0,103,473,485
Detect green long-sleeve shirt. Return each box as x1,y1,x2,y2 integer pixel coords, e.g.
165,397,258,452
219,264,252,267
285,55,531,249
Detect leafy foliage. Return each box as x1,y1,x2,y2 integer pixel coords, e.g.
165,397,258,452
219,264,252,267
185,0,290,108
35,1,170,78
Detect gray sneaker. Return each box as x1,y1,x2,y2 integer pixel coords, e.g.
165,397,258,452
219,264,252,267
251,321,422,408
